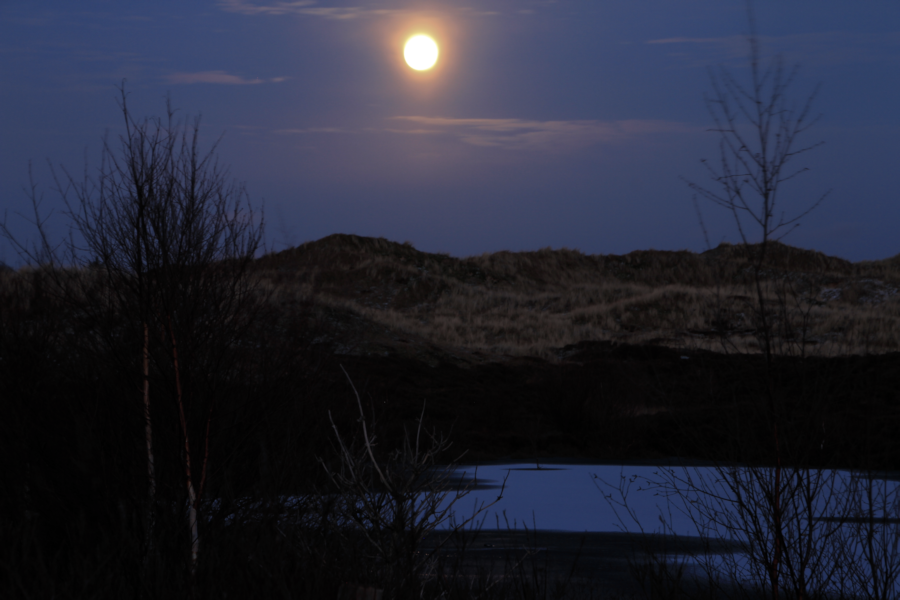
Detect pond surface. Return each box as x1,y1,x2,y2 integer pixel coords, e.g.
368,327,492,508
440,460,710,534
421,460,742,594
426,460,900,597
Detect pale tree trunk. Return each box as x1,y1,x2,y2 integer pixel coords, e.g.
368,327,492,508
168,317,200,577
143,323,156,501
143,322,156,536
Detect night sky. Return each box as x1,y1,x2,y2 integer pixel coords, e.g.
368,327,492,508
2,1,899,264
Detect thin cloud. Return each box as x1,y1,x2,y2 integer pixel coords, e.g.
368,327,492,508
647,31,900,66
217,0,315,15
647,34,762,64
275,127,348,134
166,71,288,85
648,36,736,45
269,116,695,151
218,0,401,19
388,116,694,151
380,127,444,135
218,0,497,19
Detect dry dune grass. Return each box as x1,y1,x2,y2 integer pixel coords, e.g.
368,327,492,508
252,234,900,359
0,264,101,314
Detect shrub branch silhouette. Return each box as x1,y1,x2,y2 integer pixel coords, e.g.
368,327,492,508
321,365,507,598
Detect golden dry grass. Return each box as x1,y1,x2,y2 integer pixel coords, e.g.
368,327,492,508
254,234,900,359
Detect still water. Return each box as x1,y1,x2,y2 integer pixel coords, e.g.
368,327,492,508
439,460,708,533
428,460,900,596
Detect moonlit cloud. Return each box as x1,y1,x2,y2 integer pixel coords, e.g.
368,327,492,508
272,116,694,152
387,117,695,152
217,0,401,19
275,127,348,134
648,36,737,45
166,71,288,85
217,0,316,15
217,0,498,19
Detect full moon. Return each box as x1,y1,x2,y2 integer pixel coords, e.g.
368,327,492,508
404,35,439,71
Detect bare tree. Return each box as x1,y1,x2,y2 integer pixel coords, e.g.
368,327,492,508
625,8,900,600
595,7,900,600
2,83,265,582
686,5,830,362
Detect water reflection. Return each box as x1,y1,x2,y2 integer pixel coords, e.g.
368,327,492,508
442,460,732,534
436,460,900,597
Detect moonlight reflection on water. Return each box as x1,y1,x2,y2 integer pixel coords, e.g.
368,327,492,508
433,460,900,594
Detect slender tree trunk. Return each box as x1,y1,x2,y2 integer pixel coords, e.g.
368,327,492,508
755,235,785,600
198,404,213,506
169,316,200,578
143,322,156,529
771,421,783,600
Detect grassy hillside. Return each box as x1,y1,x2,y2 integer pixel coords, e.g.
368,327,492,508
254,234,900,359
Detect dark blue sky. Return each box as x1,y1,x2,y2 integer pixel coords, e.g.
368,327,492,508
2,1,899,263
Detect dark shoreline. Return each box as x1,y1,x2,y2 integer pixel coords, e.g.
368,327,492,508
329,339,900,470
421,529,746,596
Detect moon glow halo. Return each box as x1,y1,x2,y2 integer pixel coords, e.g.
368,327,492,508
404,35,439,71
